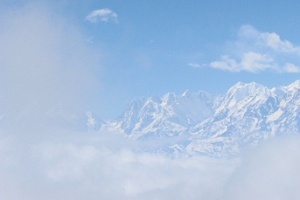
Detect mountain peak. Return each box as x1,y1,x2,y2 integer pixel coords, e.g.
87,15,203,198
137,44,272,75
162,92,176,104
228,81,270,97
182,90,191,97
286,80,300,90
231,81,265,89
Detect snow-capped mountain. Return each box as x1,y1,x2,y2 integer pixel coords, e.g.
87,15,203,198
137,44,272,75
188,82,280,156
104,80,300,157
108,90,222,139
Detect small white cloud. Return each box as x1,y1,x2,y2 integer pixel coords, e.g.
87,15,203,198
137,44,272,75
210,56,239,72
188,63,201,68
283,63,300,73
85,8,118,23
210,52,274,73
240,52,274,72
238,25,300,54
208,25,300,73
259,32,300,54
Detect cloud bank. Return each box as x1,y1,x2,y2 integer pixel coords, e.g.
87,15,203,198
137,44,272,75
0,131,236,200
2,129,300,199
209,25,300,73
85,8,118,23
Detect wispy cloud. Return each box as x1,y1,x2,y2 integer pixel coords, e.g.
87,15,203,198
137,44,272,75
188,63,201,68
210,52,274,73
85,8,118,23
283,63,300,73
208,25,300,73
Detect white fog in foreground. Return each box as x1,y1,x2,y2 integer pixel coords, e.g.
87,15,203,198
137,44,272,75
1,130,300,200
0,130,235,200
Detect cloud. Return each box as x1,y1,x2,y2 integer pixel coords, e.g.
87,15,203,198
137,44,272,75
283,63,300,73
85,8,118,23
188,63,201,68
0,2,101,132
224,136,300,199
208,25,300,73
2,127,300,199
0,129,236,200
210,52,274,73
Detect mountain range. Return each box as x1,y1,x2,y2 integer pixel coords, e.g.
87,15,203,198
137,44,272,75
2,80,300,157
101,80,300,157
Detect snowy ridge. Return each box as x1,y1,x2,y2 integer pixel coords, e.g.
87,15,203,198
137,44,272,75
109,91,223,139
104,80,300,157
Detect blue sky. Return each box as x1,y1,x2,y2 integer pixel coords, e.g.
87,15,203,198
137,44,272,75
2,0,300,119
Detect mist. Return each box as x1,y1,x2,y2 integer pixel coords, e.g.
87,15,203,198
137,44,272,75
0,2,100,133
224,136,300,200
1,2,300,200
0,131,236,200
1,130,300,200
